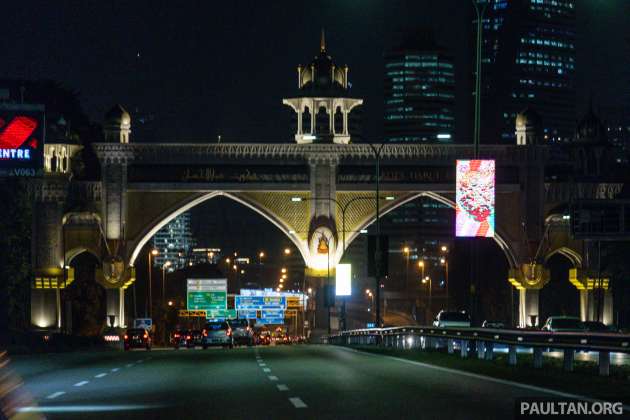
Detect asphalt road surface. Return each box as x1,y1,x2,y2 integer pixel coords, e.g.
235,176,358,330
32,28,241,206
4,345,612,419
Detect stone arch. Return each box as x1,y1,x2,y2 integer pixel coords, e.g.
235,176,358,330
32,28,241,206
65,247,101,266
128,191,309,267
544,246,582,268
343,191,519,269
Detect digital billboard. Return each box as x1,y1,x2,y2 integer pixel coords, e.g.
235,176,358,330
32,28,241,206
0,104,45,177
335,264,351,296
455,160,495,238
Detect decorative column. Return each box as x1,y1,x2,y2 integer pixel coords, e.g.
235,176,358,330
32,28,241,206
31,176,69,329
509,264,550,327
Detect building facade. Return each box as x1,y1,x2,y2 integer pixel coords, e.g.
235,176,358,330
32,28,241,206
384,33,455,144
152,212,195,272
479,0,576,143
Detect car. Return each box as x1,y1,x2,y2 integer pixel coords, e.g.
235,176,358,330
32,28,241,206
582,321,615,333
185,329,203,348
541,316,585,332
433,311,471,328
481,320,505,329
255,330,271,345
229,319,254,346
171,329,187,349
124,328,152,351
202,321,233,349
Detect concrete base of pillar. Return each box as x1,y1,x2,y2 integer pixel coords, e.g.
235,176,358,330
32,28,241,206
580,289,614,324
508,345,517,366
31,289,58,329
533,347,543,368
518,289,540,327
460,340,469,358
106,288,125,328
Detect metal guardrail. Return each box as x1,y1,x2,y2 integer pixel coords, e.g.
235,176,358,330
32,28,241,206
324,326,630,377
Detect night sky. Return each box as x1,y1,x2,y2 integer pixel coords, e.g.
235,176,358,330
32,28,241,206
3,1,628,143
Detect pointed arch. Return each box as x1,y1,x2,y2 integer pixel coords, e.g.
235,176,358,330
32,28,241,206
128,191,309,267
544,247,582,268
343,191,518,269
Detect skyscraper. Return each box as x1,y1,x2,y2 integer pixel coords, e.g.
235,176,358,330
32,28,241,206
479,0,576,143
384,31,455,143
152,212,195,272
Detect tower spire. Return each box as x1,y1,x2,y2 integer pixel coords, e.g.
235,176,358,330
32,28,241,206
320,28,326,53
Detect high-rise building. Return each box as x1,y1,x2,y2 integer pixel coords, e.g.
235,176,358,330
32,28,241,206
478,0,576,143
152,212,195,272
384,31,455,143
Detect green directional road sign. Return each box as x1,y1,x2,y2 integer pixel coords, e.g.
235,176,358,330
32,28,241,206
187,291,227,311
206,309,237,320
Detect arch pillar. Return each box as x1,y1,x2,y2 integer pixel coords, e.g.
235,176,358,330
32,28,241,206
31,176,70,329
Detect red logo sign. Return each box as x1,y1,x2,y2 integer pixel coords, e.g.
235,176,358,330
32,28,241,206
0,116,39,149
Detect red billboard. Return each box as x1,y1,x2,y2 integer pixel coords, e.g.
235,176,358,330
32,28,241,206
0,104,45,177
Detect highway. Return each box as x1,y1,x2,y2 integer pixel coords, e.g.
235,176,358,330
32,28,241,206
4,345,614,419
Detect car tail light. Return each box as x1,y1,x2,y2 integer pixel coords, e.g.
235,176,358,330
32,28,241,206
226,329,232,336
203,330,207,337
143,333,148,339
124,334,128,340
186,335,191,340
174,333,180,338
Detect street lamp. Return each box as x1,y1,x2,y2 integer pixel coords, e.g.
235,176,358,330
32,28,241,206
403,246,411,290
162,261,171,305
440,246,450,311
284,248,291,256
147,249,159,318
422,276,432,321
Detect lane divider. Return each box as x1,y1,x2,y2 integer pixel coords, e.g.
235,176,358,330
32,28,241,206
46,391,65,399
268,375,278,381
262,368,271,373
111,368,120,372
125,363,133,368
289,397,307,408
94,373,107,378
276,385,289,391
73,381,89,387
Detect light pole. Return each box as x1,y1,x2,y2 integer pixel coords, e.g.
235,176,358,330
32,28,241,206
403,246,410,290
148,249,158,318
440,245,450,310
368,142,387,327
422,276,433,321
162,261,171,305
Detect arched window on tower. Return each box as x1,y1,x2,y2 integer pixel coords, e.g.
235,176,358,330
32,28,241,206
334,106,343,134
50,150,58,172
316,106,329,135
302,106,312,134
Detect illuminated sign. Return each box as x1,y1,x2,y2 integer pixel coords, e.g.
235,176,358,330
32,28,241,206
335,264,351,296
455,160,495,238
235,295,287,310
0,104,45,177
187,279,227,311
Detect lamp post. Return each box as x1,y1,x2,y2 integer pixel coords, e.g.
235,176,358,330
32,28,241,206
368,142,387,328
148,249,159,318
162,261,171,305
440,245,450,311
403,246,410,290
422,276,433,321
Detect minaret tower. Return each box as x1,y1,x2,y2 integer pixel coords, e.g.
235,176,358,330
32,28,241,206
283,30,363,144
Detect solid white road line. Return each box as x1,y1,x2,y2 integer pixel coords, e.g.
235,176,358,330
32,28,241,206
46,391,65,399
338,347,630,412
268,375,278,381
95,373,107,378
277,384,289,391
111,368,120,372
73,381,89,387
289,397,307,408
263,368,271,373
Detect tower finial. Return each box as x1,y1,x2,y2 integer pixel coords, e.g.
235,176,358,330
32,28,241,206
320,28,326,52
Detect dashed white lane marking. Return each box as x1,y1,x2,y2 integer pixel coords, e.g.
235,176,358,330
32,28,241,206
289,397,307,408
137,360,144,364
277,384,289,391
263,368,271,373
258,363,267,367
125,363,133,368
268,375,278,381
46,391,65,399
94,373,107,378
111,368,120,372
73,381,89,387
